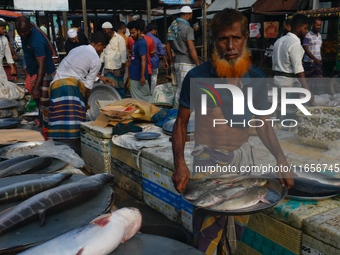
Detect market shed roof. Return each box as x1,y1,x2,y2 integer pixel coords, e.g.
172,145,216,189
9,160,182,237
0,0,162,13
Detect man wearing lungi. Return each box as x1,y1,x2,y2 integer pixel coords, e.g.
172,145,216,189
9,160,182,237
47,32,110,156
171,9,295,255
15,16,56,136
100,21,127,98
126,20,153,103
166,6,200,109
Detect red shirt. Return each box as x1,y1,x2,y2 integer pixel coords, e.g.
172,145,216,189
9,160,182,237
128,35,154,75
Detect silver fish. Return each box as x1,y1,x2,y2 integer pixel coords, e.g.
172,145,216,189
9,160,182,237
294,168,340,186
0,156,53,178
194,186,246,208
184,176,245,201
0,173,114,235
0,173,72,203
210,186,270,211
194,178,268,208
18,207,142,255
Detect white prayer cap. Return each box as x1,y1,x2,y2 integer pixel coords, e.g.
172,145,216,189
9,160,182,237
67,29,77,38
102,22,113,29
180,6,192,13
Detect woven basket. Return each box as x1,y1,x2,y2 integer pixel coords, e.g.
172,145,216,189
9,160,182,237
296,106,340,149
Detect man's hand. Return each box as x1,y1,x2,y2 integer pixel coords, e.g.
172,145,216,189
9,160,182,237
172,165,190,193
98,75,114,86
140,76,146,86
32,87,40,100
315,59,322,66
275,161,296,189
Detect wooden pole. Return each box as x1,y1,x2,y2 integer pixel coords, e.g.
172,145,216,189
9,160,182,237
235,0,238,10
163,6,167,43
82,0,89,38
203,0,207,61
62,11,68,39
147,0,151,24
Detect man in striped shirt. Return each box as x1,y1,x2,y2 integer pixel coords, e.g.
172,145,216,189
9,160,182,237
302,18,324,94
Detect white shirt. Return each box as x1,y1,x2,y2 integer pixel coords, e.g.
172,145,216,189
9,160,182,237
53,45,101,89
272,32,304,86
100,32,126,70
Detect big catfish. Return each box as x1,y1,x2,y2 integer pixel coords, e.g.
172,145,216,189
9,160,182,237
0,173,114,235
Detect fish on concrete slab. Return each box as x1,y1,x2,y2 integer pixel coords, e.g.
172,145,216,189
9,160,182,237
0,155,37,171
0,173,114,235
0,156,53,178
17,207,142,255
0,173,72,203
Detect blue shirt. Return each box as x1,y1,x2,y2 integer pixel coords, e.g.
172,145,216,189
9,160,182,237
22,27,55,76
130,37,148,81
179,61,269,127
146,32,166,69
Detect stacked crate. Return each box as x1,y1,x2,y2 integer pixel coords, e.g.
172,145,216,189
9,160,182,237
80,122,113,174
237,198,340,255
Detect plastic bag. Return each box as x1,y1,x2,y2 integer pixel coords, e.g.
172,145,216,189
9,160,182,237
10,139,85,168
152,82,174,105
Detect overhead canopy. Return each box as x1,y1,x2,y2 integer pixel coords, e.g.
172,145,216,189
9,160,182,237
207,0,257,13
1,0,161,13
297,7,340,18
252,0,299,15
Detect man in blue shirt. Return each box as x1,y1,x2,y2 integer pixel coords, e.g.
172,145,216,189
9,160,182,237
127,20,153,103
146,23,168,94
15,16,56,134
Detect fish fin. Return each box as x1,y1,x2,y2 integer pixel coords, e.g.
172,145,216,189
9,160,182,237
76,248,84,255
90,213,111,227
260,197,271,204
38,210,46,227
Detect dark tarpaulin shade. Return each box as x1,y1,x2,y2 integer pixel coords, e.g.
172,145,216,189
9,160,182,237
252,0,299,15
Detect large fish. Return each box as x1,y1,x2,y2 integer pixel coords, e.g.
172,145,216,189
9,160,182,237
0,173,72,203
263,171,340,196
0,173,114,235
193,178,268,208
184,175,245,201
293,168,340,186
0,155,37,171
18,207,142,255
0,156,53,178
290,178,340,197
210,186,270,211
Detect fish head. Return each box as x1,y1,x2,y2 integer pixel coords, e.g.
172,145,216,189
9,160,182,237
255,178,268,187
258,187,270,204
115,207,142,243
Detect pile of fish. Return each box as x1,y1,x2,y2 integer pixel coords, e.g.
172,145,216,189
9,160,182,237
0,173,114,235
184,176,271,211
18,207,142,255
0,155,55,178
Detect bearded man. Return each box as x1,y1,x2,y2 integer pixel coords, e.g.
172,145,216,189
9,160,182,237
172,8,294,255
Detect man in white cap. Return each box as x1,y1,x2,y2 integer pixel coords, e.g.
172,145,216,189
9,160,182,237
166,5,200,109
64,28,88,55
100,21,127,98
